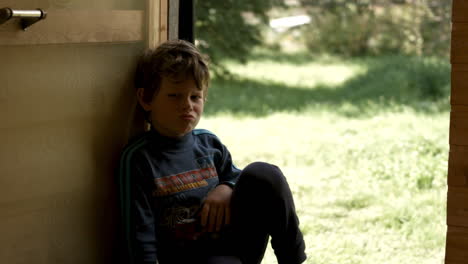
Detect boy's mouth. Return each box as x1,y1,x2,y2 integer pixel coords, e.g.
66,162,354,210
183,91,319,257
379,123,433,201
180,114,195,121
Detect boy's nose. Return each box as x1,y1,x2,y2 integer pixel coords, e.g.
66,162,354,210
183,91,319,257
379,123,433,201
181,97,192,110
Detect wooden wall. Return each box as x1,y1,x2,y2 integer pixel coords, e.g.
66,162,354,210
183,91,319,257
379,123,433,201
0,1,169,263
446,0,468,263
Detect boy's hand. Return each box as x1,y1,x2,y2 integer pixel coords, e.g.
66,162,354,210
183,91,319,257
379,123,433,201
200,184,233,232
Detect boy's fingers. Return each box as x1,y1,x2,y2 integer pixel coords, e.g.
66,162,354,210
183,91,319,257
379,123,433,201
224,206,231,226
216,207,224,232
201,203,210,227
209,206,218,232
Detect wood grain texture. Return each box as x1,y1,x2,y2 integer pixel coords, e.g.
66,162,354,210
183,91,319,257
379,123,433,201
145,0,167,48
449,145,468,187
453,0,468,22
146,0,160,48
0,43,143,264
451,23,468,64
0,44,141,128
0,1,163,263
446,226,468,262
0,0,144,10
447,2,468,263
159,0,168,42
0,187,114,263
0,10,144,45
452,64,468,105
447,186,468,227
450,106,468,146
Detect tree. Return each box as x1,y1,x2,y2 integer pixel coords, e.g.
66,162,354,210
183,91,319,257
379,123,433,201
195,0,284,75
299,0,452,57
420,0,452,57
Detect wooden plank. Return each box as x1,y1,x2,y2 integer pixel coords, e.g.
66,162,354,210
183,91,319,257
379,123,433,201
449,145,468,187
446,226,468,262
447,187,468,227
447,1,467,263
146,0,160,49
145,0,168,48
0,188,116,263
0,42,142,263
450,106,468,146
445,261,468,264
451,23,468,64
452,64,468,105
159,0,168,42
0,10,144,45
453,0,468,22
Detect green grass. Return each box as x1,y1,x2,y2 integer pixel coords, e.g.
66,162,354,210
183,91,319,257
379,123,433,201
205,52,450,118
198,51,450,264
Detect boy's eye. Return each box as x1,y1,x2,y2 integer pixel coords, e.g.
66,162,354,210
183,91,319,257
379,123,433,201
191,95,203,100
168,94,177,97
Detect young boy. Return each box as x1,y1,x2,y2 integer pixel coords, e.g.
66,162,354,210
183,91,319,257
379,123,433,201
118,40,306,264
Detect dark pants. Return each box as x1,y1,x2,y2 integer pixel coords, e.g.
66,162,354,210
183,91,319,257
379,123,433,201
160,162,306,264
230,162,306,264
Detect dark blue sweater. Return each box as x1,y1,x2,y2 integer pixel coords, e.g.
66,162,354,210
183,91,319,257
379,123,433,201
118,129,241,264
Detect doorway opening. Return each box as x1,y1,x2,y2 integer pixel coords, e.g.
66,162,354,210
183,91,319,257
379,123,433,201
194,1,452,263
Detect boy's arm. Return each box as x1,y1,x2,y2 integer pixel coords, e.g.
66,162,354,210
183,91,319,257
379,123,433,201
215,142,241,187
201,140,241,232
133,177,158,264
120,152,158,264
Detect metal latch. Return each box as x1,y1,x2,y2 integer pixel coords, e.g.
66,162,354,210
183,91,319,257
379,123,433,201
0,8,47,30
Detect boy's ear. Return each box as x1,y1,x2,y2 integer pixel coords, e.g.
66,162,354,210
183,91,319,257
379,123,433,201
136,88,152,111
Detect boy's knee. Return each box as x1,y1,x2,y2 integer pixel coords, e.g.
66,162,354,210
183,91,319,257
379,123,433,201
205,256,242,264
241,162,286,189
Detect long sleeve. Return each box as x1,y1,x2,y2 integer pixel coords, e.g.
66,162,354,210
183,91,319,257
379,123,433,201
132,165,158,264
215,142,241,187
193,129,242,187
118,134,158,264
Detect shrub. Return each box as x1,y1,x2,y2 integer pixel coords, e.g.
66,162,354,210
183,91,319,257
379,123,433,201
300,1,451,57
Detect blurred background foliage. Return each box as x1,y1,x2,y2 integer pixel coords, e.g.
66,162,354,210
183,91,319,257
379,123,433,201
195,0,451,63
195,0,285,74
299,0,451,57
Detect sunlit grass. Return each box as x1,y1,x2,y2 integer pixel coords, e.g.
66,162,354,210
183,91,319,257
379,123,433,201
200,112,448,264
198,52,449,264
225,57,365,88
205,54,450,118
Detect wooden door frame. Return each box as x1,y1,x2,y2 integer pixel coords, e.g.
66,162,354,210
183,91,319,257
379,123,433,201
446,0,468,263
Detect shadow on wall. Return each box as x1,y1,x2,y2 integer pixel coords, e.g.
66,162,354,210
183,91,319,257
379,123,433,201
204,55,450,118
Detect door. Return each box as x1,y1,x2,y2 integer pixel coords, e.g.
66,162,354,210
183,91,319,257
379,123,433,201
0,1,168,263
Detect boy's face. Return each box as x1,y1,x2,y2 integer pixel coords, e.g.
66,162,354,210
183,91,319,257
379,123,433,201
138,77,205,138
